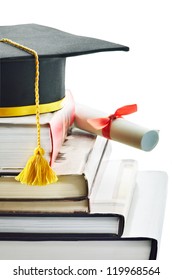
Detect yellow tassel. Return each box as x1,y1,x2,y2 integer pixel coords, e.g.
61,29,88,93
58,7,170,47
0,39,58,186
15,147,58,186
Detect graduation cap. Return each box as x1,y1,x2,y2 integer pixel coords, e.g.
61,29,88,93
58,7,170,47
0,23,129,186
0,23,129,116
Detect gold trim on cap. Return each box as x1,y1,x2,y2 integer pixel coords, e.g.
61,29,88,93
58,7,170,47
0,97,65,117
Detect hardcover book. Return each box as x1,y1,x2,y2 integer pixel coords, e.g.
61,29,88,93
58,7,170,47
0,159,138,237
0,90,74,168
0,170,167,260
0,128,109,213
0,213,124,237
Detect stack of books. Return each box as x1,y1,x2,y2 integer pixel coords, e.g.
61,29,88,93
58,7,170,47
0,23,166,261
0,117,168,260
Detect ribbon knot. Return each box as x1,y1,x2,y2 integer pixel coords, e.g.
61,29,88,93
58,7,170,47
87,104,137,139
108,113,117,120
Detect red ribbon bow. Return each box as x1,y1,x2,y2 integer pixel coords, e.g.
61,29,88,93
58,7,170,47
87,104,137,139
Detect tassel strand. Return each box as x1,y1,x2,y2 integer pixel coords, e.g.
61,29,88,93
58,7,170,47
0,38,58,186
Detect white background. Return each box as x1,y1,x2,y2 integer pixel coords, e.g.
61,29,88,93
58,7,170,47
0,0,172,278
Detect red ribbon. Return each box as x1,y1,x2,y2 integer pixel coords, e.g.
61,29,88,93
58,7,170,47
87,104,137,139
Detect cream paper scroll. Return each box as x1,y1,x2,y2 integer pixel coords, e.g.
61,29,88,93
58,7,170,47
74,104,159,151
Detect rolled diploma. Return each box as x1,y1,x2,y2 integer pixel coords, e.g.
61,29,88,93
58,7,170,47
74,104,159,151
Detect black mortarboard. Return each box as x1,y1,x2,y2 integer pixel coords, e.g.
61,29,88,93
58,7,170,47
0,23,129,186
0,23,129,117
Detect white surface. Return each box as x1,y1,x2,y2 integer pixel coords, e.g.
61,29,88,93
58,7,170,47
0,0,171,271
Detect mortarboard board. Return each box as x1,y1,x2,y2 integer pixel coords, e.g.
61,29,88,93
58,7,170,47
0,23,129,117
0,23,129,186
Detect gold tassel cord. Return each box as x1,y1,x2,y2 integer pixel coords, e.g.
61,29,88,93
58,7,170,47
0,38,58,186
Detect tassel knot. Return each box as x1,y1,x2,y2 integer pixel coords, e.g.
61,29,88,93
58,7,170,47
34,147,45,156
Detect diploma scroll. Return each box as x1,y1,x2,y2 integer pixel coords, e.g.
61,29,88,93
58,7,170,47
74,104,159,151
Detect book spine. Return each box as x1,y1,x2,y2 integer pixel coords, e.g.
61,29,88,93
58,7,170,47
49,90,75,166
